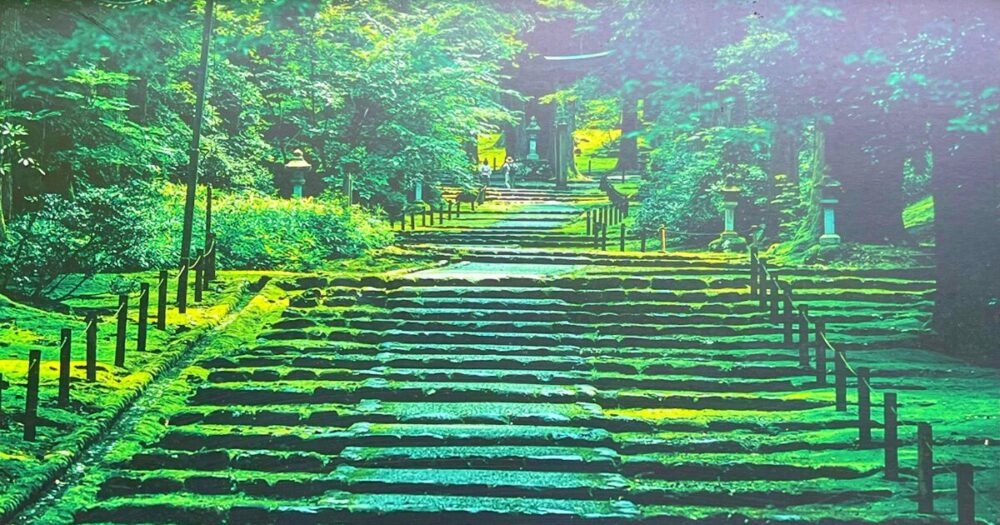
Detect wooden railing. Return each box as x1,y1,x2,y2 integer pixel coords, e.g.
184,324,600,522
748,247,985,522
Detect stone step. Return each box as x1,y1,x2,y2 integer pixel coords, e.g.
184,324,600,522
190,381,826,411
202,352,807,379
78,494,641,524
203,366,802,393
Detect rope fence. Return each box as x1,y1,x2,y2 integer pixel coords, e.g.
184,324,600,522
748,246,990,522
2,234,226,443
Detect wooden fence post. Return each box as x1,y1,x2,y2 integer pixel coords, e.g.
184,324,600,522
883,392,898,480
749,247,758,299
814,320,827,384
619,224,626,252
157,270,168,330
138,283,150,353
0,374,8,428
659,225,667,253
177,264,188,314
858,367,872,444
640,233,646,253
115,294,128,368
601,222,608,251
24,349,41,441
757,258,768,310
835,346,848,411
782,285,794,346
206,232,217,283
917,422,933,513
586,210,592,236
58,328,71,408
769,278,780,321
438,205,444,224
956,463,975,524
194,249,204,303
798,305,810,366
86,314,97,382
448,201,453,220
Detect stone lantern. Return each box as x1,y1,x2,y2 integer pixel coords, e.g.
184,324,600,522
525,116,541,161
284,149,312,198
720,175,741,240
818,175,843,245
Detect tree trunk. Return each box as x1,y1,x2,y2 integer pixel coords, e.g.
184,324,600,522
617,92,639,171
930,124,1000,364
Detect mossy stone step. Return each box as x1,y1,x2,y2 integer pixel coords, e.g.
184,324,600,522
205,352,808,379
159,423,618,453
204,366,802,393
340,445,621,472
191,380,826,411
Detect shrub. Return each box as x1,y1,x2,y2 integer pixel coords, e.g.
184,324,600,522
157,184,394,272
212,192,393,271
0,181,169,300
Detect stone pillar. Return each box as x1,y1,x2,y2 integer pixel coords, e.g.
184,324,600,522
819,176,842,245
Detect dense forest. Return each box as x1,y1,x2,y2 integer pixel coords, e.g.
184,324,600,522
1,0,998,360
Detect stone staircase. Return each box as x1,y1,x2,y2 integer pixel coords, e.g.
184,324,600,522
71,249,970,525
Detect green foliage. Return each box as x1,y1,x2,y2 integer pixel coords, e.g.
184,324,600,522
212,193,393,271
0,182,167,300
156,184,393,272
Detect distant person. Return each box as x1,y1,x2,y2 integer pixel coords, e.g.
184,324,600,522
478,159,492,187
500,156,516,188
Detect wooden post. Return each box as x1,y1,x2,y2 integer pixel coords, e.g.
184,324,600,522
835,346,847,411
782,298,794,347
438,205,444,224
86,314,97,382
157,270,168,330
659,225,666,253
815,320,827,384
749,247,758,299
177,264,188,314
601,221,608,251
956,463,974,524
586,210,592,236
619,224,626,252
24,349,41,441
204,184,214,283
769,278,780,321
757,257,768,310
58,328,71,408
917,422,933,513
138,283,150,353
640,234,646,253
456,200,461,218
798,305,810,366
421,208,427,227
0,374,8,429
410,211,416,229
448,202,453,220
194,249,204,303
858,367,872,445
471,197,476,211
883,392,898,480
206,232,217,283
115,294,128,368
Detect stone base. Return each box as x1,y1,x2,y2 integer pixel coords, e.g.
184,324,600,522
819,233,842,246
709,233,747,252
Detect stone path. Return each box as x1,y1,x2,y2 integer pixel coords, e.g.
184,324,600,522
27,184,1000,523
